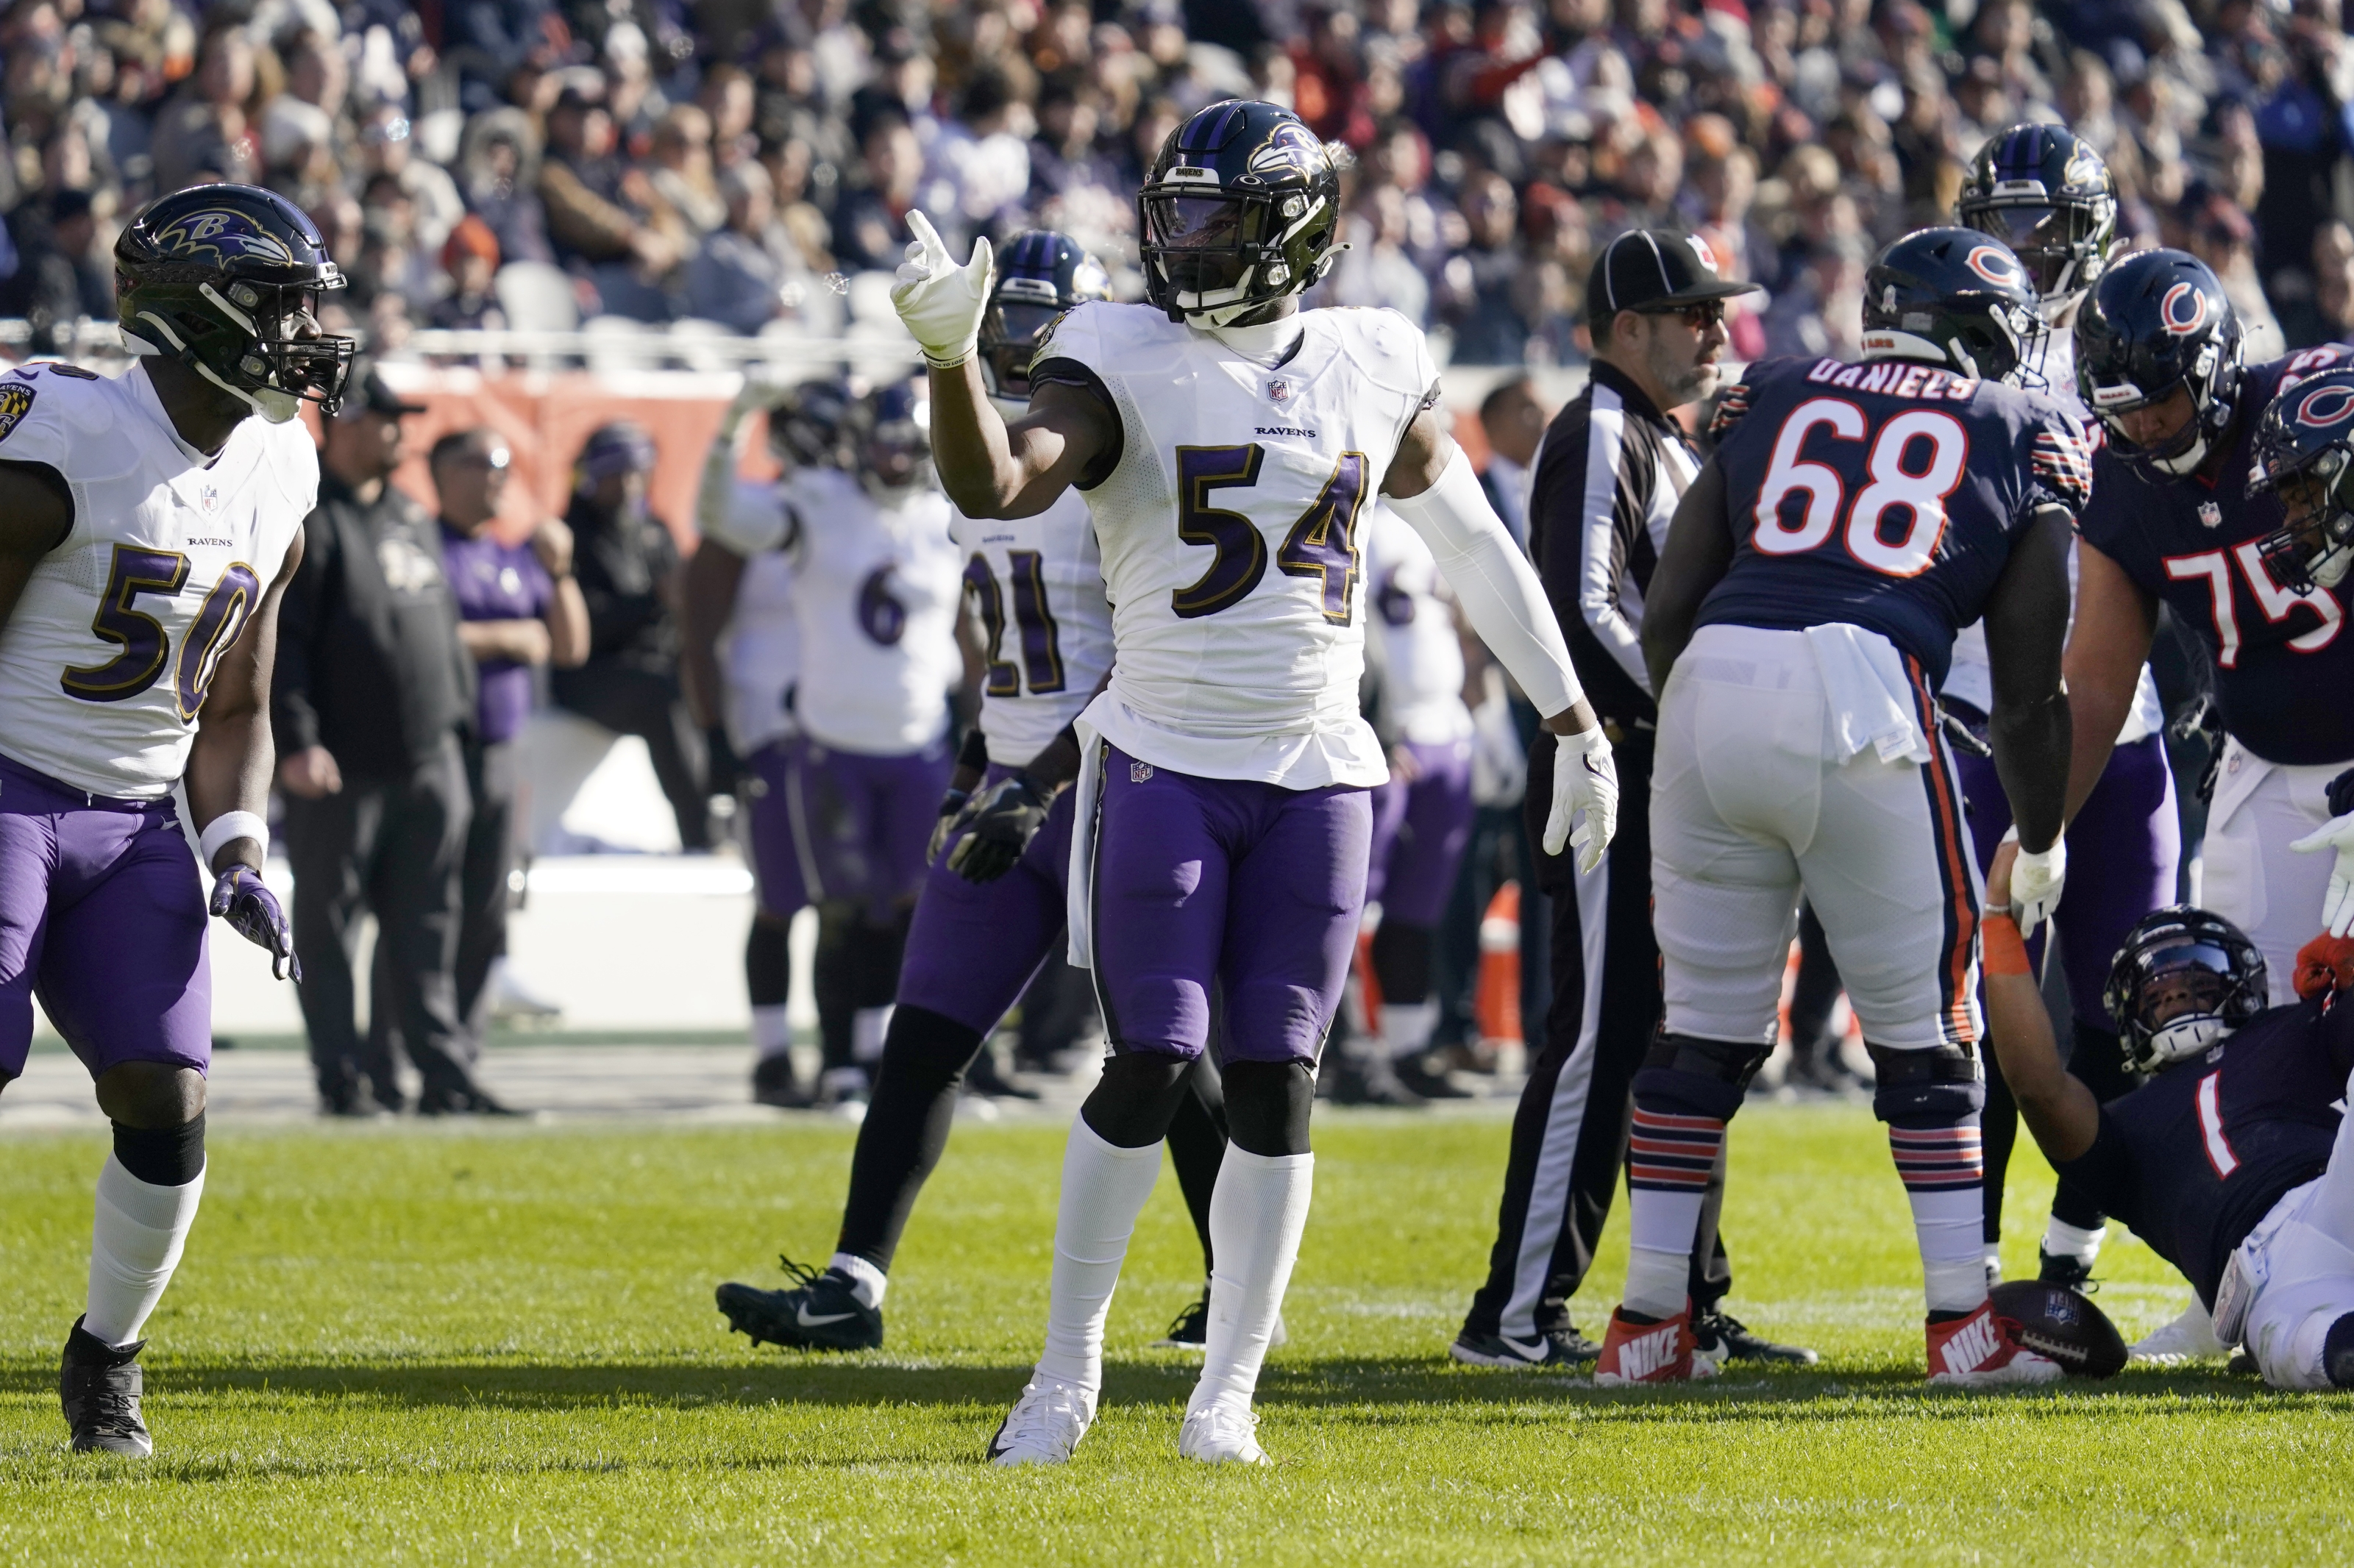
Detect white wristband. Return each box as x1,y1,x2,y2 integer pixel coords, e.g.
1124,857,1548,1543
199,810,269,869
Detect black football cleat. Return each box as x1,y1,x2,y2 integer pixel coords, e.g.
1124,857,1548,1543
1153,1289,1210,1349
60,1316,151,1455
1394,1057,1474,1100
716,1255,883,1351
1692,1309,1819,1366
1449,1325,1600,1369
2036,1247,2097,1291
750,1053,812,1108
1325,1055,1426,1107
964,1048,1042,1102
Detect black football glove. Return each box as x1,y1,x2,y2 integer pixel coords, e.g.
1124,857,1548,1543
209,864,300,981
947,774,1051,883
927,787,973,864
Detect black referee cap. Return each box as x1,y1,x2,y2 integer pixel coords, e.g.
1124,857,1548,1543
1587,229,1763,320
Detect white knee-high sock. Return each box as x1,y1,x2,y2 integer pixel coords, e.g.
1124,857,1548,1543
1890,1118,1988,1314
86,1154,206,1347
751,1005,793,1060
852,1005,894,1064
1380,1000,1440,1062
1190,1145,1314,1411
1034,1117,1163,1391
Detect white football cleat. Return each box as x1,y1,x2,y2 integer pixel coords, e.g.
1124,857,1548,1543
986,1375,1095,1467
2130,1298,2225,1364
1178,1397,1270,1465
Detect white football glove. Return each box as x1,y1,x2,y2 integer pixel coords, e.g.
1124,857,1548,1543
890,209,994,368
1545,725,1618,875
2002,824,2067,939
2291,810,2354,937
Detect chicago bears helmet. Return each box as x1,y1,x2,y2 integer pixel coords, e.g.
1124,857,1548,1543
1957,125,2119,316
853,380,932,502
2074,249,2244,475
1137,99,1343,326
2102,906,2269,1073
977,230,1112,407
1860,227,2047,385
114,184,355,422
2248,366,2354,591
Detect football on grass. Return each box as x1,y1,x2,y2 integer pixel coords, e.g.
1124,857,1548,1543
1988,1281,2129,1378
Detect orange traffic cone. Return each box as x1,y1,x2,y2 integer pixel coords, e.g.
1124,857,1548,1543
1353,921,1384,1035
1475,880,1522,1048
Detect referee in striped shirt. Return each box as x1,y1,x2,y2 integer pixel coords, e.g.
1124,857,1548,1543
1453,230,1815,1369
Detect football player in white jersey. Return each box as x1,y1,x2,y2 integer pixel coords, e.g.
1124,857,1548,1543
0,186,348,1454
716,236,1243,1355
1343,502,1481,1102
681,377,853,1107
893,100,1615,1465
780,380,967,1108
1949,127,2183,1300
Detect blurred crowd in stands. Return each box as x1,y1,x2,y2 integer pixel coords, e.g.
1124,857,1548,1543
6,0,2354,364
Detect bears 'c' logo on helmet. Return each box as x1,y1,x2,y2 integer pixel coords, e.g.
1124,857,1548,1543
150,210,296,266
1964,245,2025,288
2297,383,2354,429
2161,281,2210,336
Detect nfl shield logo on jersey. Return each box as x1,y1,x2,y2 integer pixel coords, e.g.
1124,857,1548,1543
2199,500,2222,528
1131,760,1154,783
199,482,221,516
1267,379,1291,404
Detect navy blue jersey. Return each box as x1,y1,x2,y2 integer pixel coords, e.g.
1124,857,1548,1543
2052,991,2354,1305
2076,345,2354,766
1695,355,2090,688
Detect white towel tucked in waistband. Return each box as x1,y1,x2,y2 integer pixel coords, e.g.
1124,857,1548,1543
1804,622,1932,766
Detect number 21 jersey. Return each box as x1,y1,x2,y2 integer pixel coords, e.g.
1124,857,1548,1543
1033,302,1434,788
0,360,317,799
1696,354,2091,688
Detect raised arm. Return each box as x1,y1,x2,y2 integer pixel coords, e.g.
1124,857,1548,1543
1980,843,2102,1161
1980,505,2076,855
927,363,1117,520
1640,455,1735,696
2060,539,2159,820
679,535,747,731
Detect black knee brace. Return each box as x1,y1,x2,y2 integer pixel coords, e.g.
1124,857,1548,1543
2325,1313,2354,1389
1223,1060,1315,1157
1081,1052,1195,1148
1631,1032,1774,1120
1866,1041,1985,1124
113,1112,206,1187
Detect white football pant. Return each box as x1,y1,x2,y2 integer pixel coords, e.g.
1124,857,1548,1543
2236,1061,2354,1389
2200,741,2343,1007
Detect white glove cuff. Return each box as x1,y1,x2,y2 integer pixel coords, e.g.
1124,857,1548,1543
200,810,269,869
1555,724,1612,761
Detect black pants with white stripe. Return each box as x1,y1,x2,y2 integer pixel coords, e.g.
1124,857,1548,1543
1459,735,1731,1344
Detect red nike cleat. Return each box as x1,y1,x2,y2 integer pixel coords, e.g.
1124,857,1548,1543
1925,1298,2064,1386
1593,1305,1723,1386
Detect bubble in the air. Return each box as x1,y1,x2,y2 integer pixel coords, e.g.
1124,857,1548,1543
822,272,851,295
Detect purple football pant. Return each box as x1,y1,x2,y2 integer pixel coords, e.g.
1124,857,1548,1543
0,749,212,1081
896,763,1078,1035
1365,737,1476,927
741,740,809,919
1954,727,2180,1024
786,735,954,920
1088,744,1373,1065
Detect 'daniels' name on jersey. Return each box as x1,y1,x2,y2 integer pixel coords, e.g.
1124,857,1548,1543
1802,357,1981,402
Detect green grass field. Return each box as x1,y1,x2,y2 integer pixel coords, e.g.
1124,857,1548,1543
2,1101,2348,1565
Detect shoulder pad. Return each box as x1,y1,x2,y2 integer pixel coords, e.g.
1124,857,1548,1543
1033,301,1178,374
1319,307,1438,398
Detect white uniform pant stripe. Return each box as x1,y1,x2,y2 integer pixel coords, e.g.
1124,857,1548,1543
1497,850,1610,1341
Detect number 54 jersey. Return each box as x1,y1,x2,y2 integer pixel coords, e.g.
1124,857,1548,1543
1696,354,2091,688
1033,302,1436,788
0,361,317,799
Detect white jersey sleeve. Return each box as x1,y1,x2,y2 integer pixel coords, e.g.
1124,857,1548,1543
1363,504,1472,744
714,477,800,755
707,474,792,557
1043,302,1432,788
0,363,313,799
953,488,1114,764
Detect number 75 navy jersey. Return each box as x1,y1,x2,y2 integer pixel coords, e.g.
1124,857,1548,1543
1695,355,2091,688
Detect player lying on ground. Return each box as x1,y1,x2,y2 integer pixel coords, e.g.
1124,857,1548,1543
1982,844,2354,1389
0,185,343,1453
1606,227,2084,1386
715,232,1246,1353
895,99,1614,1464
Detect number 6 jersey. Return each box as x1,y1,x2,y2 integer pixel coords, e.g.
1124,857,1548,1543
1696,354,2091,688
0,360,316,799
1032,301,1436,788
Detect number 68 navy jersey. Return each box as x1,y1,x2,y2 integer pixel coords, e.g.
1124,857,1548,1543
1695,354,2091,688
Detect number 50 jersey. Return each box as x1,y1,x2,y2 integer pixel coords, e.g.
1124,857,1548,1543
0,360,317,799
1033,302,1435,788
1696,354,2091,688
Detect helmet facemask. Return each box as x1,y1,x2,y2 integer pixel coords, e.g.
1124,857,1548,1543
2119,943,2241,1071
1139,185,1336,327
122,267,355,424
1959,196,2115,319
2252,440,2354,591
975,291,1064,411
